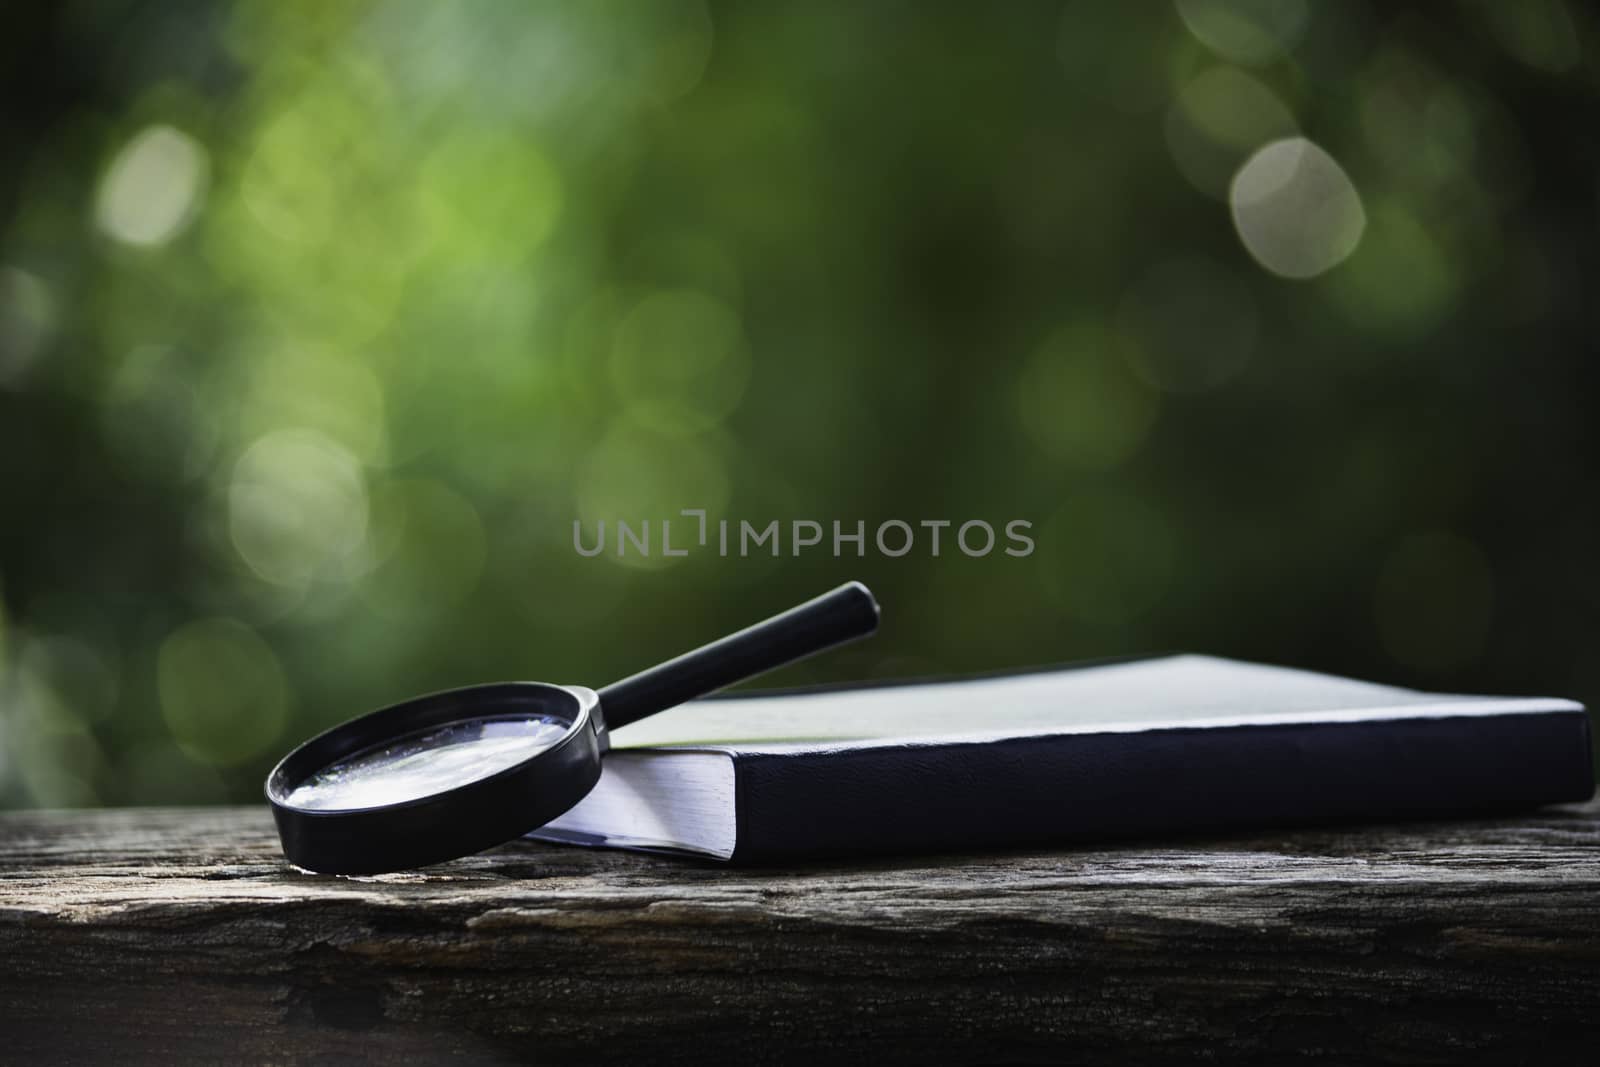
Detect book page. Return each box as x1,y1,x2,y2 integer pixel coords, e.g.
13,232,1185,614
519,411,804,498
609,655,1581,751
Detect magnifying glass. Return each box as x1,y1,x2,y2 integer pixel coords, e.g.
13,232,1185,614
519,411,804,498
266,581,879,874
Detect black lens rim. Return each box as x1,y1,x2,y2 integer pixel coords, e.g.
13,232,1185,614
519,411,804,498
265,681,603,875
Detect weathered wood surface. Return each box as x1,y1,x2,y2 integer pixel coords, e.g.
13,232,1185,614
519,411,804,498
2,803,1600,1065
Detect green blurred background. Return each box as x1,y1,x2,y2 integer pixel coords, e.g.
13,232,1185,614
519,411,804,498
1,0,1596,807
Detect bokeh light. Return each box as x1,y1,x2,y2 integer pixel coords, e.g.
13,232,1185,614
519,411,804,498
1175,0,1309,65
1016,325,1158,468
0,1,1595,807
0,266,55,387
227,428,370,591
95,125,209,248
1165,67,1297,200
610,289,749,435
1230,137,1366,279
158,617,289,766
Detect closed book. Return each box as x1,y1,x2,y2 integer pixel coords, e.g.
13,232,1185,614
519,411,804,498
530,654,1594,862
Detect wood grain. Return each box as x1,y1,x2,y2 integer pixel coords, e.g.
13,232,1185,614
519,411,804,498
3,802,1600,1064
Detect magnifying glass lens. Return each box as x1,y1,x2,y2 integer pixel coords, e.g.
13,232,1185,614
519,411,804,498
283,715,571,812
267,582,879,872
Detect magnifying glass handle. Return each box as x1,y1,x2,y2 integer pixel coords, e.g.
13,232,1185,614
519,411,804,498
597,581,880,731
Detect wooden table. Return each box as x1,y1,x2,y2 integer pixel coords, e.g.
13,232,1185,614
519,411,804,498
3,802,1599,1064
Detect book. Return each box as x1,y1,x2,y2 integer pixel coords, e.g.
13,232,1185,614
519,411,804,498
530,654,1594,861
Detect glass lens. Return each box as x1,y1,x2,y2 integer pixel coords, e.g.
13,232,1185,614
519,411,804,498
283,716,571,811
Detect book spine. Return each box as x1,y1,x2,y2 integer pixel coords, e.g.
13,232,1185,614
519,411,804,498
727,711,1595,863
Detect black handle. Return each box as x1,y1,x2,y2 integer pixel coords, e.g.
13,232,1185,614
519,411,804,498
597,581,880,731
